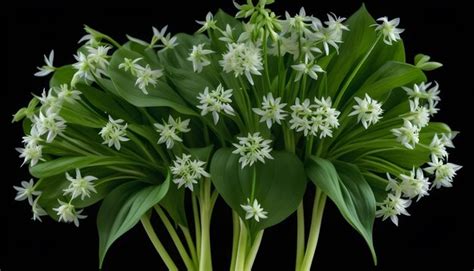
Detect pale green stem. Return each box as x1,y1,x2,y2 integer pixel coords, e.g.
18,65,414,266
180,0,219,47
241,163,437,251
199,178,213,271
250,165,257,201
154,206,195,271
295,202,305,270
180,225,199,267
234,218,248,271
192,195,202,261
299,189,327,271
230,211,240,271
140,216,178,271
244,230,264,271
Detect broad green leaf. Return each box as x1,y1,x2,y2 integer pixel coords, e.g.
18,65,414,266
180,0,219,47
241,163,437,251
306,157,377,264
30,156,133,178
159,181,188,226
50,65,75,87
108,43,197,116
210,148,306,232
98,176,170,268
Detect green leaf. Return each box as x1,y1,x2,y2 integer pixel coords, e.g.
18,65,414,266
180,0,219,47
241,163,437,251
108,43,197,116
210,148,307,232
30,156,132,178
50,65,76,88
97,175,170,268
306,156,377,264
415,53,443,71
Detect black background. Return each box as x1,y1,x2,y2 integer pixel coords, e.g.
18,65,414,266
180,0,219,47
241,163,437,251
4,1,473,270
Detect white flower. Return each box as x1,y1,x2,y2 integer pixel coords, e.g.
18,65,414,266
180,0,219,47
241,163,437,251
424,156,462,189
219,24,236,43
72,52,95,84
22,126,42,147
152,25,169,45
429,134,448,158
325,13,349,34
53,200,87,227
36,88,62,113
16,144,43,167
373,17,404,45
232,132,273,168
196,12,217,33
441,133,455,149
63,169,98,200
404,99,430,128
399,168,430,201
253,93,287,128
99,115,130,150
187,44,214,73
56,84,82,103
161,33,179,50
78,33,99,47
86,45,111,70
220,42,263,85
291,57,324,81
403,82,441,116
154,116,191,149
312,24,344,55
348,94,383,129
289,97,340,138
31,196,47,222
13,179,41,205
170,153,210,191
391,120,420,149
34,50,55,77
33,109,67,143
197,84,235,125
135,64,163,94
241,198,268,222
118,57,143,76
281,8,312,35
376,192,411,226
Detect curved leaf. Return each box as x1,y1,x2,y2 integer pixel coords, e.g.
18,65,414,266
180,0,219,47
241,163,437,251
210,148,307,232
306,156,377,264
98,175,170,268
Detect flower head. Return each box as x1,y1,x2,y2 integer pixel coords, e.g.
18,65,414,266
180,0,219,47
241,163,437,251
53,200,87,227
13,179,41,205
232,132,273,168
135,64,163,94
399,168,430,201
34,50,55,77
376,192,411,226
424,156,462,189
63,169,98,200
197,84,235,125
349,94,383,129
33,109,67,143
429,134,448,159
373,17,404,45
16,143,43,167
119,57,143,76
99,115,130,150
170,154,210,191
241,198,268,222
253,93,287,128
187,44,214,73
196,12,218,33
154,116,191,149
56,84,82,103
391,120,420,149
31,196,47,222
291,57,324,81
220,42,263,85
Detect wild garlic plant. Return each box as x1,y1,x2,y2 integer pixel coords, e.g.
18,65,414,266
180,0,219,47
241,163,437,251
12,1,461,270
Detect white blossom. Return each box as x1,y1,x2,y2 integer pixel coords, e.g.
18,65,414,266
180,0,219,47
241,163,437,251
253,93,287,128
33,109,67,143
53,200,87,227
220,42,263,85
118,57,143,76
232,132,273,168
187,43,214,73
36,88,62,113
170,154,210,191
161,33,179,50
391,120,420,149
376,192,411,226
399,168,430,201
429,134,448,158
135,64,163,94
86,45,111,70
22,126,42,147
34,50,55,77
404,99,430,128
348,94,383,129
72,52,95,84
16,143,43,167
424,156,462,189
154,116,190,149
63,169,98,200
196,12,218,33
99,115,130,150
31,196,47,222
13,179,41,205
56,84,81,103
373,17,404,45
291,57,324,81
241,198,268,222
197,84,235,125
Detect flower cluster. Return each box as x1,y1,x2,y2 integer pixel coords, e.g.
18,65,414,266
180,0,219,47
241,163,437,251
99,116,130,150
119,57,163,94
197,84,235,124
154,116,191,149
232,132,273,168
170,154,210,191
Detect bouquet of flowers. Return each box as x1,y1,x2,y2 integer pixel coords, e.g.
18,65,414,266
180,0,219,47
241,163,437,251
12,1,461,270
